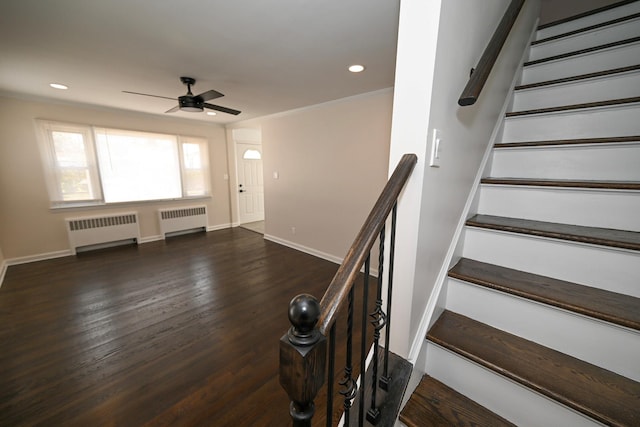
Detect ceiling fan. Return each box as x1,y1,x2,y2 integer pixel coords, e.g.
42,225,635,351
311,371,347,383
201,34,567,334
123,76,241,115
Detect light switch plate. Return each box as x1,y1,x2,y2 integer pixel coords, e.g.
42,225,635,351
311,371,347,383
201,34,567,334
430,129,442,167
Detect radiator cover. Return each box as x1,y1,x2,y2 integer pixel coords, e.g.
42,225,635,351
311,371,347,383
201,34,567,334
158,206,208,238
66,212,140,254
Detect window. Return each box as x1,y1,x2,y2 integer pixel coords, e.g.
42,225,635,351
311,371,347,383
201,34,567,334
180,137,210,197
37,121,210,206
242,149,262,160
38,122,102,203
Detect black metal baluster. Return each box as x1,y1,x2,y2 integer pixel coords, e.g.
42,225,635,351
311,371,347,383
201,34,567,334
380,203,397,390
366,226,387,424
339,287,356,426
327,324,336,427
358,256,370,426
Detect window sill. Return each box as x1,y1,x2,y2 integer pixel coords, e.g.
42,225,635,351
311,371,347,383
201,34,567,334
49,195,212,212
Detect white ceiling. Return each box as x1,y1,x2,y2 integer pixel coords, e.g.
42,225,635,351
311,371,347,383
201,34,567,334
0,0,400,124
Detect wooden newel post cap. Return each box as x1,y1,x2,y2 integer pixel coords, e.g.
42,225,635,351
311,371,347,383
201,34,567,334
280,294,326,426
287,294,321,346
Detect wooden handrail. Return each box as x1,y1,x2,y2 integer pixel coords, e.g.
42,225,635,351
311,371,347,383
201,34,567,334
317,153,417,335
458,0,525,106
280,153,417,426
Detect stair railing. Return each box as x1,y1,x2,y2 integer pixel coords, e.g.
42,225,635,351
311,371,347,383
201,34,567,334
279,153,417,427
458,0,525,106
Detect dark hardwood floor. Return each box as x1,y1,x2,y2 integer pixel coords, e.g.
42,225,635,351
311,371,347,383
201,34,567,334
0,228,370,426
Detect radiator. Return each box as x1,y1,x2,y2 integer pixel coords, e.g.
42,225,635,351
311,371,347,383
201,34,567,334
158,206,208,238
66,212,140,254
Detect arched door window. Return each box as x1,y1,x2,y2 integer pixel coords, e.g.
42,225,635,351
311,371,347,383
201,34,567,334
243,149,262,160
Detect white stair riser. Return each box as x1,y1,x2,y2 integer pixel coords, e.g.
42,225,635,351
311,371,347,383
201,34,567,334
536,2,640,40
521,42,640,84
513,72,640,110
478,185,640,231
426,343,602,427
501,104,640,142
446,279,640,381
490,144,640,180
462,227,640,297
530,18,640,61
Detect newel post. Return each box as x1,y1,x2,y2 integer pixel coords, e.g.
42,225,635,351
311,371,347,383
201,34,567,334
279,294,327,427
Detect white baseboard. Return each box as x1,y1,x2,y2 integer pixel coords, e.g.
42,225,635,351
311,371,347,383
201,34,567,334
207,223,232,232
139,223,231,243
0,260,7,289
263,234,380,277
3,250,74,286
6,249,73,267
264,234,343,265
138,235,163,244
0,224,351,290
0,225,235,285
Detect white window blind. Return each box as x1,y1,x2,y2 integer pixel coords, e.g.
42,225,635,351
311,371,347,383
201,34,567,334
38,121,102,204
95,128,182,203
179,136,210,197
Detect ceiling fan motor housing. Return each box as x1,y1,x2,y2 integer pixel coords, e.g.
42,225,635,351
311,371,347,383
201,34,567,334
178,95,203,112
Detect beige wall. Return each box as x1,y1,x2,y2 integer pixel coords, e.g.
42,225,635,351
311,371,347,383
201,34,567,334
230,89,393,262
0,95,231,259
539,0,620,25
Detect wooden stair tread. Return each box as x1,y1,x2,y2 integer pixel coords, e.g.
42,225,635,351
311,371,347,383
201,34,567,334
515,64,640,91
427,311,640,426
524,36,640,67
533,12,640,46
466,214,640,251
481,178,640,190
399,375,515,427
494,135,640,148
449,258,640,330
506,96,640,117
537,0,639,30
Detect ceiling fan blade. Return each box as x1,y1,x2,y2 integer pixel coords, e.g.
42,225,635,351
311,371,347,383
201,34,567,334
165,105,180,113
197,89,224,102
123,90,176,101
203,103,241,116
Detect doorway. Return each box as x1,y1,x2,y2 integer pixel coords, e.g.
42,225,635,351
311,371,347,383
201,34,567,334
235,142,265,228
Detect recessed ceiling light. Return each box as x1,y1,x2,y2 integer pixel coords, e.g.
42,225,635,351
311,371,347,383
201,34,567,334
49,83,68,90
348,65,365,73
206,111,217,116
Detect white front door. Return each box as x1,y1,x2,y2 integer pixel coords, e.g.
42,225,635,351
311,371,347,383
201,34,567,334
235,143,264,224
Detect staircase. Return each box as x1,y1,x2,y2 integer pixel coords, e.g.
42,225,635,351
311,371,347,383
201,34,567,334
400,2,640,426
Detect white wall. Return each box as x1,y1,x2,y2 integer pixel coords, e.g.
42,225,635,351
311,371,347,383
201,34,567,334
229,89,393,264
0,95,231,260
388,0,540,359
385,0,442,358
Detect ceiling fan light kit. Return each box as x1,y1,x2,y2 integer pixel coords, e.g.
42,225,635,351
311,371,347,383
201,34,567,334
124,76,241,116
